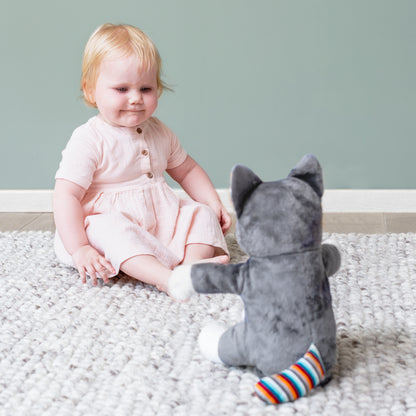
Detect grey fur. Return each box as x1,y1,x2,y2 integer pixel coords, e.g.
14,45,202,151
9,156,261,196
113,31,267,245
190,154,340,379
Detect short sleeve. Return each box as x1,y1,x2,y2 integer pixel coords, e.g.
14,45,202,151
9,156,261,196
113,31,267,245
55,125,100,190
165,125,187,170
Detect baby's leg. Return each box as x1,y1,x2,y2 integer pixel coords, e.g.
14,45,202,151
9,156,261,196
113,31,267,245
120,255,172,293
182,243,229,265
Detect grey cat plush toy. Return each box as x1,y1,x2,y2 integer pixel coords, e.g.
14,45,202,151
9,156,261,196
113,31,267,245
168,154,341,404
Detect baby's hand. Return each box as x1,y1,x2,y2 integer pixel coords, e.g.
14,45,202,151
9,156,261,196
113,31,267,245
209,201,232,234
72,245,116,286
219,206,232,234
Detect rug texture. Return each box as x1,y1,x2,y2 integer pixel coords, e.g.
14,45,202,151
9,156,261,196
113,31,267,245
1,231,416,415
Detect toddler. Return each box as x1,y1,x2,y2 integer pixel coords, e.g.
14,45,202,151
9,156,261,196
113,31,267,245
53,23,231,294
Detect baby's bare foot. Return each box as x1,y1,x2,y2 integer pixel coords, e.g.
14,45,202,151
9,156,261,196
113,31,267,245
156,283,167,293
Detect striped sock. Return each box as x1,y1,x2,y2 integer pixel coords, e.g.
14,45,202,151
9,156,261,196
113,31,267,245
254,343,326,404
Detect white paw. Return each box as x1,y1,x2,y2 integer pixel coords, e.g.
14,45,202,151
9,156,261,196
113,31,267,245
167,265,196,301
198,322,227,364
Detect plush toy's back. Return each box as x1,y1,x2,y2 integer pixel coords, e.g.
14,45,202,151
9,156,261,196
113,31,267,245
168,155,341,405
226,155,338,380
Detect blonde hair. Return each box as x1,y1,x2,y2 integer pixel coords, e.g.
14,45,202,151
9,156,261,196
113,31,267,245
81,23,169,107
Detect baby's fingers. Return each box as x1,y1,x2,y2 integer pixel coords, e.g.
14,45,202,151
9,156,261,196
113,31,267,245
220,210,232,234
85,264,98,286
98,257,116,276
94,259,115,284
78,267,87,284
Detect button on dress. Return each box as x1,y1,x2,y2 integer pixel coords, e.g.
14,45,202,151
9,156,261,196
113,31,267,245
54,116,228,274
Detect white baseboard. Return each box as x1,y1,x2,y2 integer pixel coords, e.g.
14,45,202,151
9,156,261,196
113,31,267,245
322,190,416,213
0,190,54,213
1,189,416,213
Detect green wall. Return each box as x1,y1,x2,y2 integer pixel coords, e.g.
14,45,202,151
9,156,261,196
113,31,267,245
1,0,415,189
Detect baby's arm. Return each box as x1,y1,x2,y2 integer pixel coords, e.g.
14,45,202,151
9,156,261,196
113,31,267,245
167,156,231,233
53,179,115,285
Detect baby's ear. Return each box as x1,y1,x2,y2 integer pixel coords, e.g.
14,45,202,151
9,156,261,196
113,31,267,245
82,81,95,106
288,154,323,197
231,165,262,217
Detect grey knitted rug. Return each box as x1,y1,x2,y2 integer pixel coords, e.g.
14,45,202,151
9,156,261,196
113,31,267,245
1,231,416,416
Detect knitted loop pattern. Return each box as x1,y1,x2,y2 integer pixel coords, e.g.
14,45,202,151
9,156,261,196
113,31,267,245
1,231,416,415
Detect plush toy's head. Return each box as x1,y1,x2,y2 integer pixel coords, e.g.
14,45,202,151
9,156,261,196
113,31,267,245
232,154,323,257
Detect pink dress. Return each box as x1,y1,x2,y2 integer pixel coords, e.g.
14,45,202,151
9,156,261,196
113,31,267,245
54,116,228,274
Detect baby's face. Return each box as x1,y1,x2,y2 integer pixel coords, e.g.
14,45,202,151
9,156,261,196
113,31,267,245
92,55,158,128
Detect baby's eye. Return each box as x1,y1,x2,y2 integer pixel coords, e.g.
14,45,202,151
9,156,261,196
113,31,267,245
140,87,152,93
116,87,128,92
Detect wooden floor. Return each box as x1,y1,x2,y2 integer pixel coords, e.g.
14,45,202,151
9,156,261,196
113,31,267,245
1,212,416,233
0,213,55,232
323,212,416,233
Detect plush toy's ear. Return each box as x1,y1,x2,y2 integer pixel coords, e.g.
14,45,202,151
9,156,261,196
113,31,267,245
231,165,262,217
288,154,323,197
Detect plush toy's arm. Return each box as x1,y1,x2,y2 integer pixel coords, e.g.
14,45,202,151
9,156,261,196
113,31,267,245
191,262,246,294
167,262,246,301
321,241,341,277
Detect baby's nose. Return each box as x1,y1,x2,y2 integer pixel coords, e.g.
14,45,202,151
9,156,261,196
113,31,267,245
129,91,143,104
